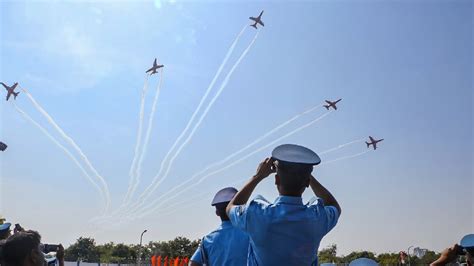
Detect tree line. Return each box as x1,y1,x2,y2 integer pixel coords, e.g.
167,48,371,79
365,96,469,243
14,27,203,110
64,237,441,265
64,237,199,264
318,244,440,265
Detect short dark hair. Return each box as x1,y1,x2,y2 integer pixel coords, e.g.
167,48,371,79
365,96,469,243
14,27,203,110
215,202,230,221
276,161,313,192
2,230,41,266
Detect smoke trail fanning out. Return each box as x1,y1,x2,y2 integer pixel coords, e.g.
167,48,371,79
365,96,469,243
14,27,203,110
123,75,150,205
130,111,332,219
319,138,365,155
123,104,322,219
128,25,249,212
12,103,106,211
131,70,164,202
322,150,370,165
21,88,111,211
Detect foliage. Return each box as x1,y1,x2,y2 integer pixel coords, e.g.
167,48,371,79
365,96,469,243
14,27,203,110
64,237,100,262
317,244,441,265
64,236,199,263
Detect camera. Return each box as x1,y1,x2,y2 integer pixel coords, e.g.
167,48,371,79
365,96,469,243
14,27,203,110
41,244,60,253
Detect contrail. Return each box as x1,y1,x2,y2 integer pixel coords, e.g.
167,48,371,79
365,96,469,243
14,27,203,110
319,138,365,155
321,150,370,165
158,177,248,217
21,88,111,211
131,30,260,213
128,25,250,212
130,111,332,219
128,70,164,206
12,103,107,212
123,104,322,219
123,75,150,205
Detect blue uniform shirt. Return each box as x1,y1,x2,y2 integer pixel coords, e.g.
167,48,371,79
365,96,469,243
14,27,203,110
190,221,250,266
229,195,340,266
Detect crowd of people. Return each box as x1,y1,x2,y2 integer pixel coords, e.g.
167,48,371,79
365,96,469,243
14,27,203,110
0,144,472,266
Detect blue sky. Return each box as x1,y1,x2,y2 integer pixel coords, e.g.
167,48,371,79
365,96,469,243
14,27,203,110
0,0,472,255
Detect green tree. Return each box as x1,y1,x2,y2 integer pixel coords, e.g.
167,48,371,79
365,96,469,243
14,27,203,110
376,253,399,265
64,237,100,262
318,244,340,263
343,251,377,263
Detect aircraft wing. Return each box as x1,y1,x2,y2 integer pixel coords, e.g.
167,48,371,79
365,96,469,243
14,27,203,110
369,136,375,142
146,67,153,73
0,83,8,91
249,17,257,22
325,100,331,104
334,106,337,110
259,21,264,26
6,93,10,101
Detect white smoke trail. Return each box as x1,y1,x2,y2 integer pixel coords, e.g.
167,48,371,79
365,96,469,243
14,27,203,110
123,75,150,205
12,103,106,211
143,137,362,217
127,71,164,205
21,88,111,211
319,138,365,155
128,25,250,211
158,177,248,217
131,111,332,219
131,31,260,213
122,104,321,219
321,150,370,165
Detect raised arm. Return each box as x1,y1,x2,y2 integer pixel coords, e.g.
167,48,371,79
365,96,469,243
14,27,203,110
226,158,275,215
309,175,341,215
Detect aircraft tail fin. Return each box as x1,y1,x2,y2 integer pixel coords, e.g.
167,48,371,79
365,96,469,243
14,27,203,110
251,23,257,29
324,105,330,110
13,92,19,99
365,142,370,148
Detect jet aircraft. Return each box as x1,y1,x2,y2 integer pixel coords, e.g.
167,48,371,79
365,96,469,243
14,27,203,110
324,99,342,110
146,59,164,75
249,11,264,29
366,136,384,150
1,82,20,101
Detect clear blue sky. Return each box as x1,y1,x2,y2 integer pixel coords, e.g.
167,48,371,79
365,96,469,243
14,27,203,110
0,0,472,255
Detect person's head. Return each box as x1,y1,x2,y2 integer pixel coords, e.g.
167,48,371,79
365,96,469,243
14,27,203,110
1,230,44,266
214,203,230,221
274,160,313,196
271,144,319,196
211,187,238,221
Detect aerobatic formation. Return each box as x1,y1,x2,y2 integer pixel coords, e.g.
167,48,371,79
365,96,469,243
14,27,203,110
1,11,384,225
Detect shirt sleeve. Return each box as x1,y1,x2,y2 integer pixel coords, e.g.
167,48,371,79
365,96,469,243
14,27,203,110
228,204,249,231
324,205,340,233
190,246,203,264
310,198,340,233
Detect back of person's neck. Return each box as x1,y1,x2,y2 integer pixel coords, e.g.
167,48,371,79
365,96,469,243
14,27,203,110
279,192,303,197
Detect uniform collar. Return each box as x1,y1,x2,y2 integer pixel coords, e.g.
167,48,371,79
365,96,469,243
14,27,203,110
221,220,233,228
274,196,304,205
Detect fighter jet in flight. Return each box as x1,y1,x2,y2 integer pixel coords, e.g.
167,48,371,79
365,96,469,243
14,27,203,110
146,59,164,75
0,141,7,152
1,82,20,101
249,11,264,29
324,99,342,110
366,136,384,150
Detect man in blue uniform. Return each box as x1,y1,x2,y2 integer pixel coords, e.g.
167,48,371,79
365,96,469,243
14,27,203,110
190,187,249,266
226,144,342,266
